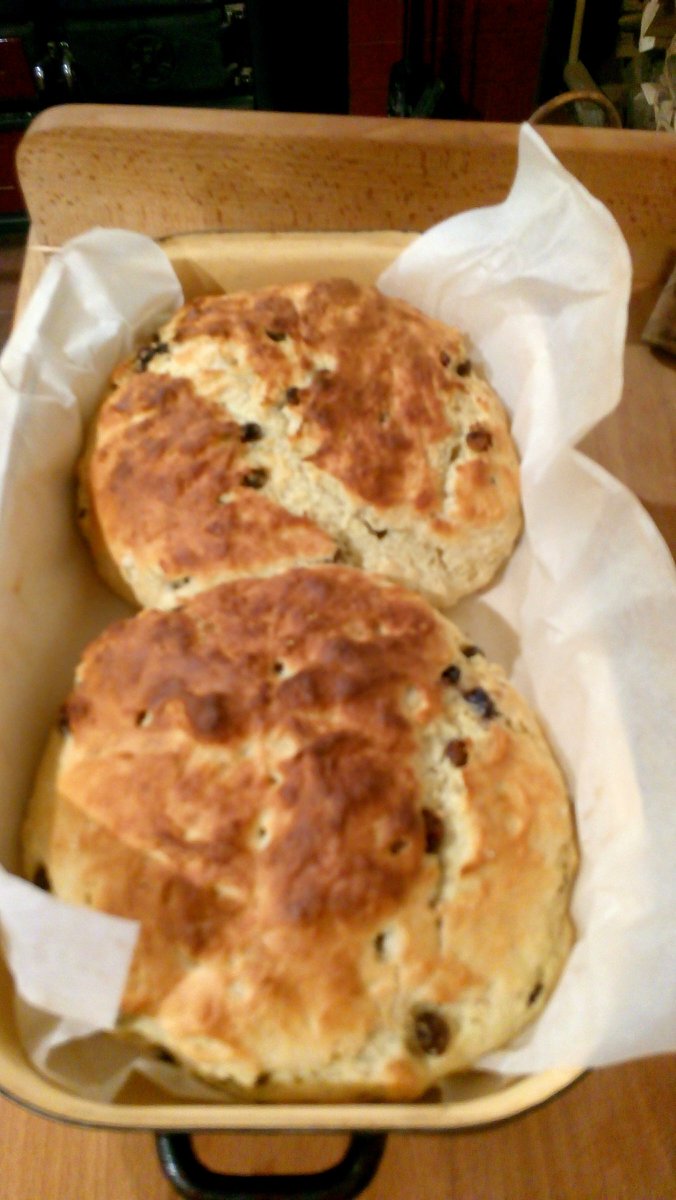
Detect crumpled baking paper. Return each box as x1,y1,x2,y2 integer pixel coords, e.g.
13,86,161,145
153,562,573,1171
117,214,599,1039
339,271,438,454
0,125,674,1103
380,124,676,1072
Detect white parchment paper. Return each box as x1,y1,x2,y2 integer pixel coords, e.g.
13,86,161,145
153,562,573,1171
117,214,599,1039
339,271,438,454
0,125,674,1101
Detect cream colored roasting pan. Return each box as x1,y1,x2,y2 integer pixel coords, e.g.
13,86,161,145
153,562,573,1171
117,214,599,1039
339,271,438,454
1,105,673,1132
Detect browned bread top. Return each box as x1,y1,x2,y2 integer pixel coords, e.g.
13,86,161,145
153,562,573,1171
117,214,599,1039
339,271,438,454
24,566,577,1101
78,279,522,610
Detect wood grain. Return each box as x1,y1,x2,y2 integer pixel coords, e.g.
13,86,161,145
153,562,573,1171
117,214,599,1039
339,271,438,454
16,106,675,285
1,1056,674,1199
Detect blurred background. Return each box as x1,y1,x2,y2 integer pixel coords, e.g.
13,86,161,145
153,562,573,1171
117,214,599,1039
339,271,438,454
1,0,674,231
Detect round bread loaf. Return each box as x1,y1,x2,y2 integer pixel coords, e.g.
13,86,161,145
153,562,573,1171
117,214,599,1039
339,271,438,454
24,567,576,1102
78,278,522,611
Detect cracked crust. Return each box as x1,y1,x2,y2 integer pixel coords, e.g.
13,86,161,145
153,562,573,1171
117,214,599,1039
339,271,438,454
23,567,577,1101
78,279,522,611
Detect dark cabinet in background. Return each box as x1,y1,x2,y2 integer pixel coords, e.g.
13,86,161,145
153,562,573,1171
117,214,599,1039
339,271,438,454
0,1,259,225
0,0,626,227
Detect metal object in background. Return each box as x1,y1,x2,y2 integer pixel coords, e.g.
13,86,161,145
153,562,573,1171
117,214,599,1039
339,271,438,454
222,3,254,98
156,1131,388,1200
33,40,76,97
387,0,444,117
53,3,251,105
2,3,256,112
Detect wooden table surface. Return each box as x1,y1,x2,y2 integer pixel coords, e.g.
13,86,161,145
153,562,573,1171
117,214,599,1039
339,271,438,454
1,1055,674,1198
1,108,674,1198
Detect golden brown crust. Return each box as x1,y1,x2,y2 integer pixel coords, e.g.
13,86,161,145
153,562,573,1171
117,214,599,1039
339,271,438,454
78,280,522,610
80,371,334,592
24,567,577,1101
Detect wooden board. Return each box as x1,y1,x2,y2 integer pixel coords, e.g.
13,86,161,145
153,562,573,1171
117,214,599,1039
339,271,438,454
1,1055,675,1200
15,105,675,278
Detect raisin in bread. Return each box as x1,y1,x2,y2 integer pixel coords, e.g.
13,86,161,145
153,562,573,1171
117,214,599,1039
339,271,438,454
24,566,577,1101
78,279,521,611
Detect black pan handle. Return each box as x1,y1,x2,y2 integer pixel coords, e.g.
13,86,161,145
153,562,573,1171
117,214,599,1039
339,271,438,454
155,1131,387,1200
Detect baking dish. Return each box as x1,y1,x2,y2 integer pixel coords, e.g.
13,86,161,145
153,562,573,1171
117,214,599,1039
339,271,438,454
4,105,673,1199
0,226,583,1198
